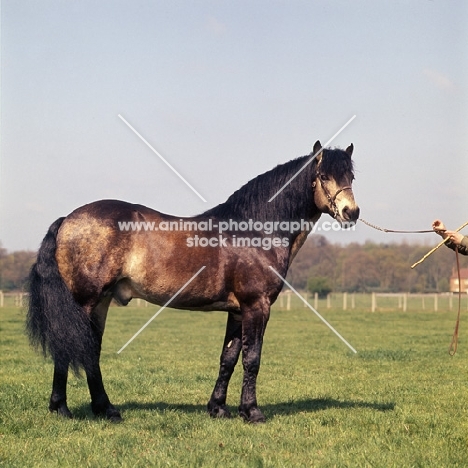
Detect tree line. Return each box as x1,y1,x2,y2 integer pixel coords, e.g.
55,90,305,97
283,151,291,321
0,244,36,291
287,235,468,294
0,236,466,293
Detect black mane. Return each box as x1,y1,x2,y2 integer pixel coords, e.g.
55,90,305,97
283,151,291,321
202,148,354,222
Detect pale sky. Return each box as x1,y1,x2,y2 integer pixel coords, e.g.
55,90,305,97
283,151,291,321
1,1,467,251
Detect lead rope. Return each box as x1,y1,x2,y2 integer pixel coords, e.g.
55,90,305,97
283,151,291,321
359,218,435,234
359,218,462,355
448,247,461,356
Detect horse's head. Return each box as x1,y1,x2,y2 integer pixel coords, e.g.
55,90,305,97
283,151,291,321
311,140,360,226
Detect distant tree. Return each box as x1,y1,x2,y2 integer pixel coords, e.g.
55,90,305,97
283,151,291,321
437,278,449,292
307,276,332,298
0,245,36,291
0,242,6,290
287,235,337,289
288,235,468,294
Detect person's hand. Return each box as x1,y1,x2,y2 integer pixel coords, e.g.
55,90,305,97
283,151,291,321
444,230,464,246
432,219,447,237
433,219,465,245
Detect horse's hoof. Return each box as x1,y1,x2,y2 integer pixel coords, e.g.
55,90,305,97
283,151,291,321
106,408,123,423
239,406,266,424
207,402,232,419
91,402,122,422
49,402,73,419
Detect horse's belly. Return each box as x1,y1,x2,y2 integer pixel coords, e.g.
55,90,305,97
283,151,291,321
114,276,241,312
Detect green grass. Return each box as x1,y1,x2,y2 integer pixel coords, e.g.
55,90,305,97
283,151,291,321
1,299,468,467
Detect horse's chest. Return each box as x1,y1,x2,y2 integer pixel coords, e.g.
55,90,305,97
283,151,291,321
289,231,309,266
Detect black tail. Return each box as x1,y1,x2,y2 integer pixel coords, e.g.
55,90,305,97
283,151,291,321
26,217,97,375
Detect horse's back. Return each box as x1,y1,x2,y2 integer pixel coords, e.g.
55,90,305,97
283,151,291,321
65,199,158,222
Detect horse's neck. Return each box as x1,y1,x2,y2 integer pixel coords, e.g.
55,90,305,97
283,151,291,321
288,212,321,267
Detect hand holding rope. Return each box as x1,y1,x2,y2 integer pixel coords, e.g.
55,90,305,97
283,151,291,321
360,217,467,355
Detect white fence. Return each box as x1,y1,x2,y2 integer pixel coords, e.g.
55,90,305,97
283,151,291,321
276,291,468,312
1,290,466,313
0,291,26,307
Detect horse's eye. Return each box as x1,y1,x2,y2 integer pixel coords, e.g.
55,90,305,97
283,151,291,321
320,174,328,181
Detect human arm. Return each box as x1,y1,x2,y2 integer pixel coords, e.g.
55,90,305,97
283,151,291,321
432,219,468,255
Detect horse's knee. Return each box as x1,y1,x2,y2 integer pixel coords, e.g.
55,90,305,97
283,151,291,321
241,338,263,373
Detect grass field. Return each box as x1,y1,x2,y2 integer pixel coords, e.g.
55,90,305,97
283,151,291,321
2,296,468,467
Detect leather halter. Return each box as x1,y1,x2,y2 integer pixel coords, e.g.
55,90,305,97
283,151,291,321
312,174,352,219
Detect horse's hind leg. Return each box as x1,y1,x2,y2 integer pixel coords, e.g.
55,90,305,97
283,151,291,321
49,360,73,418
207,312,242,418
85,297,122,422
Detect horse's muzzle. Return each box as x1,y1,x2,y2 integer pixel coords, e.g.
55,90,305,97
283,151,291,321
339,205,360,225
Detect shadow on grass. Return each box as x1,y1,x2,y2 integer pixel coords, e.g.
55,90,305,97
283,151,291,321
70,401,206,420
264,398,395,415
71,398,394,420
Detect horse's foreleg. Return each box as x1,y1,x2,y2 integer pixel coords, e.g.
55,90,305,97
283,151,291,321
49,360,73,418
207,312,242,418
85,298,122,422
238,299,270,423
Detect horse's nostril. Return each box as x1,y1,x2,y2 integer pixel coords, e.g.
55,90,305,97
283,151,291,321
342,206,360,222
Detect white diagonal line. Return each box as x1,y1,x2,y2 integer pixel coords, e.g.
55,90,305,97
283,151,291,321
117,266,206,354
268,115,357,202
269,266,357,353
118,114,207,203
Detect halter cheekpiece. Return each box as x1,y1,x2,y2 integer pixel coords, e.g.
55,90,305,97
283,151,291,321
313,163,352,218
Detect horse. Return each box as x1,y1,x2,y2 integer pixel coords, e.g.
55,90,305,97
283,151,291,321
27,140,359,423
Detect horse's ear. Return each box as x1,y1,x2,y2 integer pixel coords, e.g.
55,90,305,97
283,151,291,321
313,140,322,156
345,143,354,157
